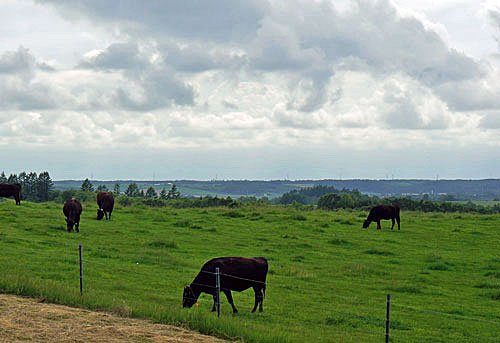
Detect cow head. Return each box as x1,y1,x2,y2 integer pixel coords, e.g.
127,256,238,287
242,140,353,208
96,208,105,220
183,285,197,308
362,220,370,229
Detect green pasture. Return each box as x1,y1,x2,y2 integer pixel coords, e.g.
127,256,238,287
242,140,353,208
0,200,499,342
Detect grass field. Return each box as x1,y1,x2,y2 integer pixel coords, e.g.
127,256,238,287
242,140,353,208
0,199,499,342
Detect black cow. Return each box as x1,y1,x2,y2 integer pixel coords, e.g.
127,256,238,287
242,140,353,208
0,183,21,205
96,191,114,220
63,199,82,232
363,205,400,230
183,257,268,313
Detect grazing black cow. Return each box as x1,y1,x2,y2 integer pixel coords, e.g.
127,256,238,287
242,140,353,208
63,199,82,232
363,205,400,230
0,183,21,205
183,257,268,313
96,191,114,220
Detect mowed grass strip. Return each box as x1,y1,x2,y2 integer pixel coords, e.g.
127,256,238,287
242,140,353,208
0,200,499,342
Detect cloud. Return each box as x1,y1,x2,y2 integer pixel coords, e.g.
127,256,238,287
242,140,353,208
0,47,63,110
479,111,500,129
36,0,267,42
77,42,196,109
36,0,495,114
0,0,497,168
112,66,195,110
0,47,35,75
78,42,143,70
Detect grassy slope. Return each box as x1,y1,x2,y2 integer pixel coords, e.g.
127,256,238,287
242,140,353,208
0,200,499,342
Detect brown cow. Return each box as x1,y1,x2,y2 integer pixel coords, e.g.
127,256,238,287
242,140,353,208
96,191,114,220
0,183,21,205
63,199,82,232
363,205,400,230
183,257,268,313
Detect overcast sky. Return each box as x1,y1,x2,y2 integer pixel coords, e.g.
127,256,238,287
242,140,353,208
1,0,499,180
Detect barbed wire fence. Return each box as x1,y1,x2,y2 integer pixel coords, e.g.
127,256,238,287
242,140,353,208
2,237,500,342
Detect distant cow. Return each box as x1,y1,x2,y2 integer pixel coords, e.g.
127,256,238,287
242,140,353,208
363,205,400,230
96,191,114,220
0,183,21,205
183,257,268,313
63,199,82,232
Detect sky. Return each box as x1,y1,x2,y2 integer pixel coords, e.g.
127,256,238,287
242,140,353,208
0,0,499,180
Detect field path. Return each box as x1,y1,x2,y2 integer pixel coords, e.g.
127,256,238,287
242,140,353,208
0,294,227,342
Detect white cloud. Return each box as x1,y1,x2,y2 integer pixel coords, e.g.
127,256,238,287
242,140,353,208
0,0,499,179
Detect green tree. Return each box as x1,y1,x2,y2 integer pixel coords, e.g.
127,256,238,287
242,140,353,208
159,188,168,200
113,183,121,194
317,193,341,210
0,171,7,183
167,184,180,199
81,178,94,192
36,171,53,202
7,173,18,184
96,184,108,192
125,183,140,197
145,186,157,199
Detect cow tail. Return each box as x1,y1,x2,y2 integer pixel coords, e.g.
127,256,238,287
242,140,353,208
262,283,266,299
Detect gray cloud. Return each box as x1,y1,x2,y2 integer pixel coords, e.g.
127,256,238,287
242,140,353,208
0,47,35,75
479,112,500,129
36,0,494,115
489,7,500,46
76,41,195,109
435,78,500,112
0,0,496,161
158,41,246,73
115,65,195,110
36,0,267,42
79,42,143,70
0,47,62,110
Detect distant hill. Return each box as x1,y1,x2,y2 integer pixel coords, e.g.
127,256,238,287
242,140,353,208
53,179,500,200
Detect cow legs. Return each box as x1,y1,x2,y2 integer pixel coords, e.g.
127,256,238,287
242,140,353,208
223,290,238,313
391,218,395,230
396,216,400,230
252,287,264,313
105,212,109,220
75,222,80,233
376,220,381,230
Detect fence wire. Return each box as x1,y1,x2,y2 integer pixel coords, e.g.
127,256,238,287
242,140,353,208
2,235,499,343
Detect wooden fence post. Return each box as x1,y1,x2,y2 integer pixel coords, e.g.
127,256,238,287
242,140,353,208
215,267,221,317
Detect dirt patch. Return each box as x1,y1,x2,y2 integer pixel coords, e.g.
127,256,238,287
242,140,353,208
0,294,227,342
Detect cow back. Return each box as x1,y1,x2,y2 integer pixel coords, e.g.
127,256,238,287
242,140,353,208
63,199,82,217
369,205,399,220
97,192,114,210
0,183,21,196
195,257,268,293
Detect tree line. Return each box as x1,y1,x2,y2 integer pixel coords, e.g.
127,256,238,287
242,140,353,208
1,171,54,202
276,185,500,214
2,173,499,213
79,178,181,200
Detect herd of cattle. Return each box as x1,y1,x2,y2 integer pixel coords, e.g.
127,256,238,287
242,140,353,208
0,182,400,313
